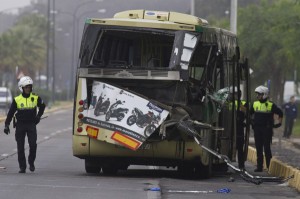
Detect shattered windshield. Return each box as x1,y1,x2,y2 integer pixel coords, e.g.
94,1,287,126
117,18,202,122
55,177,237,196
79,25,175,69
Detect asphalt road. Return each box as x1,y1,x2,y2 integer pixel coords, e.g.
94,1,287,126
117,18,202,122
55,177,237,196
0,108,299,199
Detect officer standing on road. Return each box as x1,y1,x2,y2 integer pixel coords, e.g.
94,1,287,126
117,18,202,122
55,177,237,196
282,95,297,139
3,76,46,173
250,85,283,172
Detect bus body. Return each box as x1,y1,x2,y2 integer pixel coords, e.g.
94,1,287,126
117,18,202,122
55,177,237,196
72,10,250,177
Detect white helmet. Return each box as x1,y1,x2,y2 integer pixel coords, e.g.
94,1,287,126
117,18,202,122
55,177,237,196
18,76,33,92
255,85,269,99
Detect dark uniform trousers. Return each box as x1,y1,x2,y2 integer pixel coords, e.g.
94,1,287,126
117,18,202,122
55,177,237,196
15,122,37,170
236,123,245,168
253,125,272,169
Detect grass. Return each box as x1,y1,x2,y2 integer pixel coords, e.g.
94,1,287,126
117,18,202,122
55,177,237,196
292,119,300,137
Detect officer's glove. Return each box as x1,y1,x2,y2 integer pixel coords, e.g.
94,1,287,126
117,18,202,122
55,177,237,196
35,116,41,125
4,125,10,135
273,123,281,128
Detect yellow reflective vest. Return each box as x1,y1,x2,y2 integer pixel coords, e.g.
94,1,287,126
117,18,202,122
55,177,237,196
252,100,274,126
253,101,273,113
15,93,38,110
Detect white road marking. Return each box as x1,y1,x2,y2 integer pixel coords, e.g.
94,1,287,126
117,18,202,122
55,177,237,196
0,127,72,161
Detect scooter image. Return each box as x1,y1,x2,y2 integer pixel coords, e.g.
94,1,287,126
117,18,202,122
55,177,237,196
105,100,129,121
94,94,110,116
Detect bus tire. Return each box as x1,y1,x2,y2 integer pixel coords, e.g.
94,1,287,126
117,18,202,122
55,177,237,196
102,166,118,175
177,164,194,179
195,162,212,179
85,159,101,174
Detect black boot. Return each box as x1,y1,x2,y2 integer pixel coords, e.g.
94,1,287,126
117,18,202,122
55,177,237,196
19,168,26,173
29,163,35,172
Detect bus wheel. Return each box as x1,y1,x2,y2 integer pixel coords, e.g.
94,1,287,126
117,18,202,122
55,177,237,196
102,166,118,175
177,164,194,179
195,162,212,179
85,159,101,174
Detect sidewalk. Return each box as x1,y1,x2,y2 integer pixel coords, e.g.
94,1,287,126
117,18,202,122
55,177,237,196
248,132,300,192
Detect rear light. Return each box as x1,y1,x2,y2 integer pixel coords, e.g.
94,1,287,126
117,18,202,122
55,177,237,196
78,113,84,119
79,100,84,105
77,127,83,133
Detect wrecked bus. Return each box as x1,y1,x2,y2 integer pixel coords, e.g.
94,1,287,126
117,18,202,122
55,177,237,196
72,10,251,178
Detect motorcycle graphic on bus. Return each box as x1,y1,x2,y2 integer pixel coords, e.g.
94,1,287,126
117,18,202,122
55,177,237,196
126,107,161,137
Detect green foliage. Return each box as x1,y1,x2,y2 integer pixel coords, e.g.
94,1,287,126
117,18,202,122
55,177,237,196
208,16,230,30
238,0,300,103
292,120,300,137
0,14,47,77
34,87,51,105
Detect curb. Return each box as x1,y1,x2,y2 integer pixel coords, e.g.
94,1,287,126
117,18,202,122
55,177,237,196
247,146,300,191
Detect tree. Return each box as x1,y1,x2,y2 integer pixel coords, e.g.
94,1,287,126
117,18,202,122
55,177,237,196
238,0,300,104
0,13,47,78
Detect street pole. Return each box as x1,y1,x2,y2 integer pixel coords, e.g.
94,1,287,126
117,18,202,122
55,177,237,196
70,0,103,100
230,0,237,34
46,0,50,91
51,0,56,103
190,0,195,16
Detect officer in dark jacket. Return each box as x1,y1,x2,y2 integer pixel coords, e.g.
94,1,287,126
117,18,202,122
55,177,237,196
3,76,46,173
250,85,283,172
282,95,297,139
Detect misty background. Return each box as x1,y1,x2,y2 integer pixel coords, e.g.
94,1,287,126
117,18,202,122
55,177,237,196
0,0,288,104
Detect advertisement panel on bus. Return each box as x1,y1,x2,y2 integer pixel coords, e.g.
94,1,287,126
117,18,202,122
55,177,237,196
81,80,169,150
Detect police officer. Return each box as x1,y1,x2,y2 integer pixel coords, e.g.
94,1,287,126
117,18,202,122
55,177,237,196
250,85,283,172
229,87,247,170
282,95,297,139
3,76,46,173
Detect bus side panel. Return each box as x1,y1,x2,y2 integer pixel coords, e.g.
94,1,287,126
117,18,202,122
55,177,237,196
73,135,90,156
89,137,205,162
